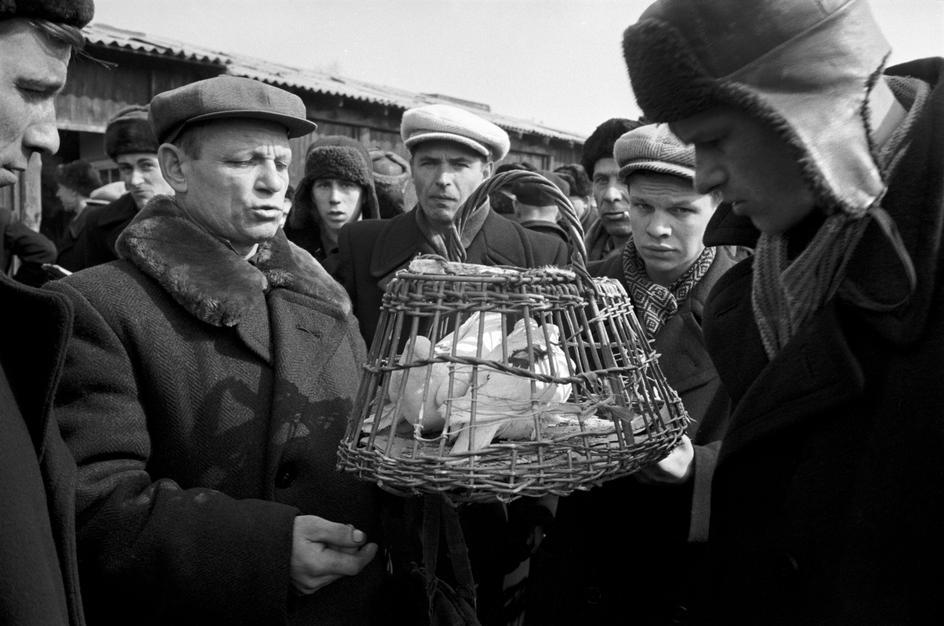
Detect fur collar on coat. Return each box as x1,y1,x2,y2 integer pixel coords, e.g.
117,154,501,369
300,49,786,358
115,195,351,327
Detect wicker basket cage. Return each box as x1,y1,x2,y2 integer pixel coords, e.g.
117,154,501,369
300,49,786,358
337,171,691,503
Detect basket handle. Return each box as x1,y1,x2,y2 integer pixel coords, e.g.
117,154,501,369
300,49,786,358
454,170,592,284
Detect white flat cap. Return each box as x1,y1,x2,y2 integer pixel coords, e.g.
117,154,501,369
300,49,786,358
401,104,510,161
613,123,694,181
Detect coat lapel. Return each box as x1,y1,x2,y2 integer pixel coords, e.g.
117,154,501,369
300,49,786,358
233,293,272,364
720,303,866,459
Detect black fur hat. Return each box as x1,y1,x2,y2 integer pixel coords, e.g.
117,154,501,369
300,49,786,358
581,118,643,179
0,0,95,27
104,105,159,160
288,136,380,231
56,159,101,197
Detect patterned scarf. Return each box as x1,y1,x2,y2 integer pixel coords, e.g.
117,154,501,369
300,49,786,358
621,237,716,336
751,78,929,359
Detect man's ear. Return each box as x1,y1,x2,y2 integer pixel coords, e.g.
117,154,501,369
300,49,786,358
158,143,188,194
482,160,494,179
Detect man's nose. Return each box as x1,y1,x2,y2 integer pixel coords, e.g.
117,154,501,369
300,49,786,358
23,117,60,158
434,168,452,187
256,161,285,193
602,181,623,202
646,211,671,238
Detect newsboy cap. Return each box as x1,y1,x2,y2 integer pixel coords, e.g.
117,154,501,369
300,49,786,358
614,124,694,182
401,104,510,161
0,0,94,27
149,76,317,144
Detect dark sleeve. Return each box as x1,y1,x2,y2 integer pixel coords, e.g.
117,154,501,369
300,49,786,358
48,280,299,625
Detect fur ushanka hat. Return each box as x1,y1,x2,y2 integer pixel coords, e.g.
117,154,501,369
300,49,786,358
0,0,95,27
288,135,380,231
104,105,160,160
581,118,644,179
623,0,891,215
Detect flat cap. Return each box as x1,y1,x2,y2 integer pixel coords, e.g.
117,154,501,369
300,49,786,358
401,104,510,161
0,0,94,27
613,123,694,182
149,76,317,144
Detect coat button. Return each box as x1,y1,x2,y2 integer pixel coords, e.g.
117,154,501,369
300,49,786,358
275,463,297,489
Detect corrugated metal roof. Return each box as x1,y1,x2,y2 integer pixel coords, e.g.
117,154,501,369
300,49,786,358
82,23,585,144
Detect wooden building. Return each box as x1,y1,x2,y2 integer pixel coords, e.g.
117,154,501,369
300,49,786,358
2,22,585,231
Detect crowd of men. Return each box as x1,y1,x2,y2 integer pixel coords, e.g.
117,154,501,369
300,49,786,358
2,0,943,625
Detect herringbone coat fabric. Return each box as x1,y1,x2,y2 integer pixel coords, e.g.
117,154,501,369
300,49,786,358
48,196,385,625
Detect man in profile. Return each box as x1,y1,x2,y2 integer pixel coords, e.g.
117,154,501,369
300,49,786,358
623,0,944,622
0,1,94,624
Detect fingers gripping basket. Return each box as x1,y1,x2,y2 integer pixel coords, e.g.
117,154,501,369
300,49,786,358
337,171,690,502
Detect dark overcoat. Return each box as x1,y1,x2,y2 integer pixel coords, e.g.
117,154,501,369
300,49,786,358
694,58,944,625
527,245,746,625
47,196,386,625
0,276,84,626
70,192,137,269
335,208,570,344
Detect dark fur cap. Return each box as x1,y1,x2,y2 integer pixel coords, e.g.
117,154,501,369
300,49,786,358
104,105,159,160
288,136,380,231
581,118,643,179
0,0,94,27
56,160,101,197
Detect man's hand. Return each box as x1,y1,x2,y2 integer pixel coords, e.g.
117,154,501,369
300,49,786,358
290,515,378,595
635,435,695,485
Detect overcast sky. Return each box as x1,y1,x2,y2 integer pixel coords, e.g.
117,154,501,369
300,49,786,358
92,0,944,136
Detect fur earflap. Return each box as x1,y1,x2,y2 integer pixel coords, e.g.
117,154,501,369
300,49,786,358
116,195,352,326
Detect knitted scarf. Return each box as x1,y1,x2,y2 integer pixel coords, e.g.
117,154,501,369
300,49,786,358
751,77,929,359
414,198,491,262
622,236,716,336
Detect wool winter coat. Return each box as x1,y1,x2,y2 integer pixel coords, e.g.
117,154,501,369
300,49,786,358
71,192,137,269
335,208,570,344
694,58,944,625
48,196,386,626
526,245,747,626
0,276,84,626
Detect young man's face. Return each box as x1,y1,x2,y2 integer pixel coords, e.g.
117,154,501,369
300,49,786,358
591,157,633,239
115,152,173,209
0,19,70,188
312,178,364,238
670,105,816,235
627,171,718,286
172,119,292,255
411,140,491,229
